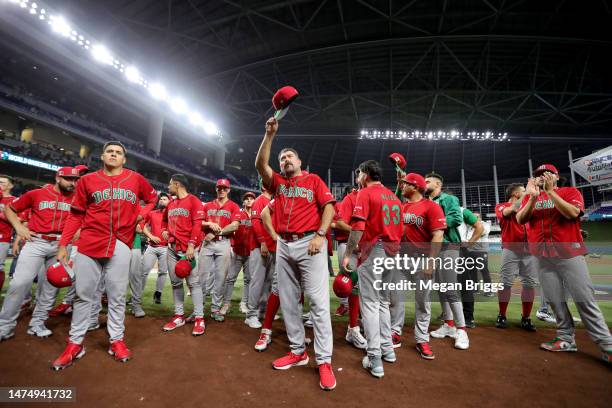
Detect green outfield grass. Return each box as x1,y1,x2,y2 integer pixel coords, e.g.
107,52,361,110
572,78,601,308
2,253,611,327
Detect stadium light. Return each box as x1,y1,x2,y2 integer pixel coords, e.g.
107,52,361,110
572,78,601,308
170,98,187,114
50,15,71,37
148,82,167,100
188,112,204,126
125,66,140,83
91,44,113,65
204,121,219,136
360,129,510,141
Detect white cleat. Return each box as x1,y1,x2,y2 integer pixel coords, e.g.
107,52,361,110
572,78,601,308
244,316,262,329
454,328,470,350
239,302,248,314
27,325,52,338
345,326,367,349
254,329,272,352
430,323,457,339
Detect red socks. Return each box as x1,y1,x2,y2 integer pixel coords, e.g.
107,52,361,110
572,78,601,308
445,320,455,327
262,293,280,330
498,287,512,317
348,293,360,328
0,271,4,292
521,287,535,318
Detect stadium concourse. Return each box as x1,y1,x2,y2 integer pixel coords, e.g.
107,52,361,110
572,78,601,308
0,1,611,407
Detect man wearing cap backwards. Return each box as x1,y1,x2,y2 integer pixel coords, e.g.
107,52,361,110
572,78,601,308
0,174,17,293
51,141,157,369
389,172,446,360
516,164,612,364
342,161,403,378
255,117,337,391
198,178,241,322
0,167,80,341
160,174,205,335
221,191,256,315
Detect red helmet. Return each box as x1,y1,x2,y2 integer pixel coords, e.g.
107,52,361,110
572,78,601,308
175,258,195,279
333,274,354,298
47,260,75,288
388,153,407,170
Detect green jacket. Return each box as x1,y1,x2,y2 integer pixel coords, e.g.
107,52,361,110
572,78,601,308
132,233,142,250
462,208,478,226
432,192,463,243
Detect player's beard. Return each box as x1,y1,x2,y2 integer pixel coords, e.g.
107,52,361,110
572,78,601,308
58,183,75,193
424,187,434,197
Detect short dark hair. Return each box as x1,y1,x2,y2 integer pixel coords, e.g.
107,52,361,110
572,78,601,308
505,183,524,200
103,141,127,154
158,192,169,200
425,172,444,184
170,174,189,188
0,174,14,183
358,160,382,182
278,148,299,162
343,186,353,198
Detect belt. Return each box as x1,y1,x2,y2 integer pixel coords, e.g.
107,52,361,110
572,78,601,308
279,231,315,242
36,234,61,242
212,235,228,241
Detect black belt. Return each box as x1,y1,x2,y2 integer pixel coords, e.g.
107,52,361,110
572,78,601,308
279,231,315,242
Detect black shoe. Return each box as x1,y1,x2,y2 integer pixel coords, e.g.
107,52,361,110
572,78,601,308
495,314,508,329
153,291,162,304
520,317,536,332
436,313,444,322
465,319,476,329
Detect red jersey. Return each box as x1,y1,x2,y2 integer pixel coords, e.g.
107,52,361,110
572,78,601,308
144,209,167,247
402,198,446,250
10,184,75,234
163,194,204,252
0,195,16,243
350,183,403,259
495,201,528,251
521,187,586,258
232,209,253,256
202,199,241,234
265,171,335,234
334,191,357,243
251,194,276,252
60,169,157,258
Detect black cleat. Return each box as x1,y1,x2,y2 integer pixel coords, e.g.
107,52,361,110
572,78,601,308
465,319,476,329
153,291,162,304
495,314,508,329
521,317,536,332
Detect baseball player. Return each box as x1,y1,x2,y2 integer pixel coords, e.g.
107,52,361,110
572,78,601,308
342,160,402,378
0,174,16,292
139,193,171,305
161,174,205,335
495,183,538,331
425,173,470,350
198,179,240,322
0,167,80,341
255,117,337,391
516,164,612,365
221,191,255,315
390,172,446,360
127,222,145,317
457,206,484,328
51,141,157,369
332,187,353,317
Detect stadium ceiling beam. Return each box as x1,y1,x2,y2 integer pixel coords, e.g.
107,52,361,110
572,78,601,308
355,0,431,35
221,0,302,32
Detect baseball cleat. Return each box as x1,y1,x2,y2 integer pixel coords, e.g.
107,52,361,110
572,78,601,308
49,303,72,317
108,339,131,362
540,337,577,352
416,342,435,360
153,291,162,305
185,313,196,324
272,351,309,370
391,331,402,348
495,314,508,329
192,317,206,336
382,349,397,363
536,310,556,324
244,316,262,329
132,305,146,318
87,320,101,332
602,350,611,366
0,329,15,342
335,304,348,317
255,329,272,352
163,315,185,332
465,319,476,329
211,311,225,322
239,302,248,314
318,363,336,391
52,342,85,370
345,326,367,350
27,324,53,338
362,355,384,378
303,317,313,328
431,323,457,339
520,317,536,332
219,304,230,316
454,329,470,350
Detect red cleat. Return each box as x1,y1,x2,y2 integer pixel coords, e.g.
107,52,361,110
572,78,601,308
334,304,348,317
52,342,85,370
416,342,435,360
108,339,131,362
192,317,206,336
318,363,337,391
272,351,309,370
49,303,72,317
162,315,185,332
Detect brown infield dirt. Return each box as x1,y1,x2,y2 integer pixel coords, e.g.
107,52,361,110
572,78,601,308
0,316,610,408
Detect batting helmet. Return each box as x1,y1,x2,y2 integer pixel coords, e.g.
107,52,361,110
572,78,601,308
47,260,75,288
175,257,196,279
333,274,354,298
388,152,407,171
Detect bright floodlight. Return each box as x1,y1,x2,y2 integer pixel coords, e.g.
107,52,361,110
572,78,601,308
148,82,167,100
50,15,71,37
189,112,204,126
91,44,113,65
170,98,187,114
125,66,140,83
204,121,219,135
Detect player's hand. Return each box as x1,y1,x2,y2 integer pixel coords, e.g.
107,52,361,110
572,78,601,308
260,242,269,258
12,240,21,256
396,170,406,183
186,243,195,260
15,224,32,241
161,231,169,241
265,117,278,138
341,255,352,273
151,236,162,244
209,223,222,234
308,234,324,256
204,233,215,243
526,178,539,198
57,245,69,264
542,172,555,193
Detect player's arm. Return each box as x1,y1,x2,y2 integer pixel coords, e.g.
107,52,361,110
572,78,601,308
344,229,364,263
334,219,352,233
255,117,278,189
443,196,463,228
58,211,85,263
308,203,334,256
4,205,31,240
220,220,239,236
260,206,277,241
422,229,444,278
542,174,581,219
516,179,539,224
468,220,484,243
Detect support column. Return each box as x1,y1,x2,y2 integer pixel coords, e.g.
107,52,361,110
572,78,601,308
493,164,500,205
461,168,467,208
327,168,331,189
147,112,164,155
527,143,533,177
213,148,225,171
568,148,577,187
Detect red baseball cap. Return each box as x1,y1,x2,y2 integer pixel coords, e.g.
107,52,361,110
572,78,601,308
57,167,80,178
388,152,407,170
272,86,299,120
534,164,559,176
74,164,89,175
402,173,427,191
242,191,256,200
216,179,231,188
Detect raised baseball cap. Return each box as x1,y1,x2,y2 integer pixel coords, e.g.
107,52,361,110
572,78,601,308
216,179,230,188
402,173,427,191
272,86,299,120
388,152,407,171
534,164,559,176
57,167,80,178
